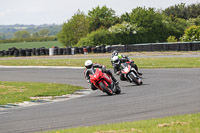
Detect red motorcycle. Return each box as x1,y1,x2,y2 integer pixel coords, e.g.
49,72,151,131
89,68,121,95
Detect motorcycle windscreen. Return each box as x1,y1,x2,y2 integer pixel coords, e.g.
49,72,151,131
89,68,102,83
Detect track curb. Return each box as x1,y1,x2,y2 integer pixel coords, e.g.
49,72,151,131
0,66,84,69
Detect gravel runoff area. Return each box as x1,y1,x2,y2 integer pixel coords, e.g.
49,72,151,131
0,51,200,60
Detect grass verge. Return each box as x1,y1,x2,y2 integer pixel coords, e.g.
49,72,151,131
0,81,85,105
0,57,200,68
40,113,200,133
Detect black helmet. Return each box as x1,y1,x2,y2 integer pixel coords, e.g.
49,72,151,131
112,50,118,56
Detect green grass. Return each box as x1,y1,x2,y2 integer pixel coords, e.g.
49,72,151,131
0,57,200,68
0,81,85,105
0,41,63,51
40,113,200,133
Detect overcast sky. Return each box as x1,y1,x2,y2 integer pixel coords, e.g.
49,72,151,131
0,0,199,25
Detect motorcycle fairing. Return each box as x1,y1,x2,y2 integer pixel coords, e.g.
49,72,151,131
89,68,112,90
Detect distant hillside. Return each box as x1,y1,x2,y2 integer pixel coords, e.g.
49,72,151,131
0,24,62,39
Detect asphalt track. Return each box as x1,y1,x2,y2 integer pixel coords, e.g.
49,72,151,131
0,67,200,133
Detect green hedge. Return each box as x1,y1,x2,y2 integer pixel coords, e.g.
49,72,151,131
0,37,57,44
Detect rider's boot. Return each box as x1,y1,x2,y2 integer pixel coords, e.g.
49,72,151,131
112,76,119,85
106,70,119,85
138,72,143,76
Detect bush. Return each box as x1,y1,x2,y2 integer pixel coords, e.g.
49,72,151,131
181,25,200,42
167,36,178,42
76,29,113,47
0,37,57,44
108,22,147,44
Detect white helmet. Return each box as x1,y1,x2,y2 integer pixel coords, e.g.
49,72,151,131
112,56,120,65
112,50,118,56
85,60,93,69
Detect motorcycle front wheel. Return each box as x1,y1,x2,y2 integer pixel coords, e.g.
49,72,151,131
99,82,113,95
129,73,140,85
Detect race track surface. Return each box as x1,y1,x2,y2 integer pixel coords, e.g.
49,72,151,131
0,67,199,133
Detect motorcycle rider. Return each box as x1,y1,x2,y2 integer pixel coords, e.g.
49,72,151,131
112,55,142,82
84,60,119,90
111,50,142,75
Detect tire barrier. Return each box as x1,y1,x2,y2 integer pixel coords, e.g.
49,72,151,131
124,42,200,52
78,47,84,54
0,42,200,57
106,46,112,53
91,47,97,53
53,47,58,55
86,46,92,53
65,47,71,55
96,46,101,53
83,48,88,54
74,47,79,54
58,48,63,55
101,46,106,53
32,48,36,56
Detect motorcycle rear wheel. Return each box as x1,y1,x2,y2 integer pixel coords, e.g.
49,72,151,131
115,85,121,94
99,82,113,95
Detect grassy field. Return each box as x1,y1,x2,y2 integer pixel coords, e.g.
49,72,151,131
0,57,200,68
40,113,200,133
0,41,63,51
0,81,85,105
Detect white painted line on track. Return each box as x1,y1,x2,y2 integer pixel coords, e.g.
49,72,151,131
0,112,10,115
0,66,84,69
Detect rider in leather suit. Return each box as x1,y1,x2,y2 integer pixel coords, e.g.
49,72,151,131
111,50,142,75
84,60,119,90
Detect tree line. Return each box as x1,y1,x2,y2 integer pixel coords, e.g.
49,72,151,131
57,3,200,47
0,29,58,44
0,24,61,41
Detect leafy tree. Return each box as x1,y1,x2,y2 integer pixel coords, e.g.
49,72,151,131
39,29,49,37
13,30,31,39
32,32,40,37
0,34,5,40
108,21,144,44
181,25,200,41
57,10,89,47
88,5,118,32
164,3,200,19
120,12,130,22
130,7,168,42
162,16,190,40
187,17,200,26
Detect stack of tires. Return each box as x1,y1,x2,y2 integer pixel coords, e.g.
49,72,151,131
87,46,92,53
91,47,97,53
13,49,19,57
58,48,63,55
32,48,36,56
66,47,71,55
79,47,84,54
25,49,32,56
101,45,106,53
40,47,46,55
106,45,112,53
0,51,4,56
53,47,58,55
96,46,101,53
7,47,18,56
36,48,41,56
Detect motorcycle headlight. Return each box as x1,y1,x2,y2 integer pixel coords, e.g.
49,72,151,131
124,67,129,73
